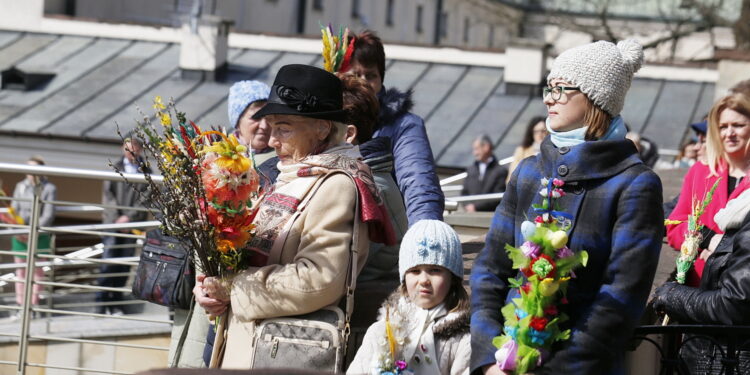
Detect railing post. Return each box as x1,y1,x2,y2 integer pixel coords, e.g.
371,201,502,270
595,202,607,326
46,233,56,325
16,182,42,375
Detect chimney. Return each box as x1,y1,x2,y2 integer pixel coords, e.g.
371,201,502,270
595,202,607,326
179,15,233,81
0,0,44,31
504,38,548,96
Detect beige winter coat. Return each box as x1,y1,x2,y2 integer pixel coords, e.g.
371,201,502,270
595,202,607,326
219,173,369,368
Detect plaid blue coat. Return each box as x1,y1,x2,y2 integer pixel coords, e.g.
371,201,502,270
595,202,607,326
470,138,664,375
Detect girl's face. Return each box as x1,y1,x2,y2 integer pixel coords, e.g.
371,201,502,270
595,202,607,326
404,265,452,309
544,78,588,132
718,108,750,159
266,115,330,165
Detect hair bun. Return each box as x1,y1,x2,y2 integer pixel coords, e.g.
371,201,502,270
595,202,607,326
617,39,644,73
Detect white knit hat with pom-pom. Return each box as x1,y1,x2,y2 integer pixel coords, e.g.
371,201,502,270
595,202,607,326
547,39,644,117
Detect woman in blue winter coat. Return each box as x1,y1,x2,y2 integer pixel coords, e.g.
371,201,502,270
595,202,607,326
470,40,664,375
348,30,445,226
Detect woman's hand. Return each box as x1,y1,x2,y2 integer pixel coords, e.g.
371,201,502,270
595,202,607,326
194,274,230,319
483,364,522,375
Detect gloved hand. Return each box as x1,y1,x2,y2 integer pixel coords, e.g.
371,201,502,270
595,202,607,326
652,281,679,313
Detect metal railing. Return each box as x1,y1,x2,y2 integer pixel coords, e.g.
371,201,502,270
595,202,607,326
440,147,682,212
0,162,167,375
632,325,750,374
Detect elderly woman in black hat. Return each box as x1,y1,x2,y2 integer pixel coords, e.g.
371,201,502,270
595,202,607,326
194,64,392,369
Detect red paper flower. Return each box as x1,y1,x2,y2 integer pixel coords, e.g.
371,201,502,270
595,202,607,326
561,297,569,305
521,267,535,278
520,283,532,294
530,317,549,331
530,254,557,279
543,305,558,316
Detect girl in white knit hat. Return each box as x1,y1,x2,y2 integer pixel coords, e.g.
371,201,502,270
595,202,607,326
348,220,470,375
471,40,664,375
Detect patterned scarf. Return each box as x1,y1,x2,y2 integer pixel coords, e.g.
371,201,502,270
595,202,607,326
245,143,396,266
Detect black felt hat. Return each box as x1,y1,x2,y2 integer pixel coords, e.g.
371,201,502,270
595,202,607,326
252,64,347,122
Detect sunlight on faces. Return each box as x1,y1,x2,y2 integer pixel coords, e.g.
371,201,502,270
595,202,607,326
404,265,452,309
237,101,270,151
266,114,331,165
718,108,750,159
544,79,588,132
347,61,382,94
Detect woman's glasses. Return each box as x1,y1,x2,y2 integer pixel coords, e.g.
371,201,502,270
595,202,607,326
543,86,580,101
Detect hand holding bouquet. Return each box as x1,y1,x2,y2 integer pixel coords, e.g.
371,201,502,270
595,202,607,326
664,179,720,284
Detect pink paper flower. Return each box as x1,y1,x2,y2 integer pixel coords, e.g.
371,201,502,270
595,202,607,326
556,246,574,258
521,241,542,258
395,360,408,370
495,340,518,371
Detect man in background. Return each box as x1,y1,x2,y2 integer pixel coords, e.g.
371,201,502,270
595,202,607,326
97,136,149,315
461,135,507,212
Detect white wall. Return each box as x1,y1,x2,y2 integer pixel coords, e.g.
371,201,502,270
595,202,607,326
50,0,517,49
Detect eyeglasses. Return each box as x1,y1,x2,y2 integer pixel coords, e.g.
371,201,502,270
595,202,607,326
543,86,580,101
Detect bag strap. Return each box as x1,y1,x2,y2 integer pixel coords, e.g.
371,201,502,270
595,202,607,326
266,172,360,348
267,176,325,264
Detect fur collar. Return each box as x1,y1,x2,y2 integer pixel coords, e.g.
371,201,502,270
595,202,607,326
378,87,414,127
433,308,470,339
377,290,470,340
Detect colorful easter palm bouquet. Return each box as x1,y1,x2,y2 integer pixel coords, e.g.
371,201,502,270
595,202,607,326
371,300,415,375
321,24,356,74
664,179,720,285
119,96,262,282
493,178,589,374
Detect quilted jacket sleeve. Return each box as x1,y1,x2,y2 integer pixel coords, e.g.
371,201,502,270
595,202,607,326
391,113,445,225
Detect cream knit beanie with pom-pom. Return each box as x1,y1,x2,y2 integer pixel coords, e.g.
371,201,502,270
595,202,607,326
547,39,644,117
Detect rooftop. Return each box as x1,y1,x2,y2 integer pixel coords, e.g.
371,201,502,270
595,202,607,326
0,29,715,169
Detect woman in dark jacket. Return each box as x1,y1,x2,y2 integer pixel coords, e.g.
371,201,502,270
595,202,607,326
470,40,664,375
653,178,750,374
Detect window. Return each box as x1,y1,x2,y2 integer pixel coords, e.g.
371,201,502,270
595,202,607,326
440,12,448,38
352,0,360,18
463,17,470,43
386,0,394,26
416,5,423,33
313,0,323,11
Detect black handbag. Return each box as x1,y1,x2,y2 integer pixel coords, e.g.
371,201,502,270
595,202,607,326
131,229,194,309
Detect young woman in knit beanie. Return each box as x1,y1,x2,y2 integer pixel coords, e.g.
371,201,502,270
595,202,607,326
470,40,664,375
348,220,470,375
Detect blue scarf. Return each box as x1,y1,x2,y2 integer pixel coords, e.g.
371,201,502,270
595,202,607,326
546,115,626,148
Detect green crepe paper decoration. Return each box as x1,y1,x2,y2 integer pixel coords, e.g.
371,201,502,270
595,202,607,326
506,244,531,270
516,345,540,374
